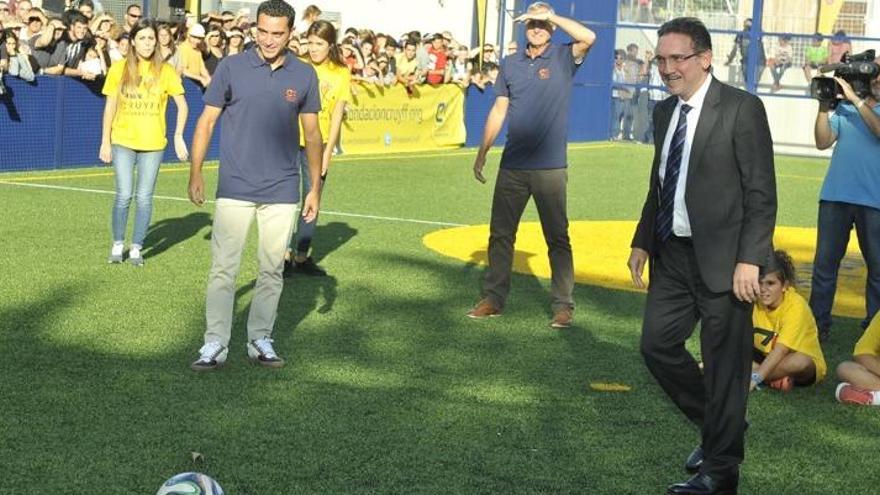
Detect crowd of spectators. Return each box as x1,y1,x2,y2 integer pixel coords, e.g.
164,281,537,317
0,1,510,92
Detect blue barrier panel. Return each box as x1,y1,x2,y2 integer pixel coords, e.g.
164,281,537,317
463,85,507,148
0,76,220,172
0,78,59,171
59,78,105,168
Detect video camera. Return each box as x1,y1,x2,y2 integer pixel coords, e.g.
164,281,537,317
811,49,880,108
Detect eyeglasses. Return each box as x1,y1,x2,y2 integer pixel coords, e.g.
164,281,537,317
0,7,9,11
652,52,701,67
128,13,141,18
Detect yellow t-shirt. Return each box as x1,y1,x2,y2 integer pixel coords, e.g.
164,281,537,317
299,60,351,147
178,42,207,79
396,54,419,78
753,290,827,382
854,313,880,356
102,61,185,150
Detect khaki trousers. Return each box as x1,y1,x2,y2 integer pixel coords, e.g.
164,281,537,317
204,198,297,346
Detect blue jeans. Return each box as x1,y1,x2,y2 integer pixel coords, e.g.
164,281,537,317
809,201,880,330
290,147,322,257
111,145,163,246
610,97,633,140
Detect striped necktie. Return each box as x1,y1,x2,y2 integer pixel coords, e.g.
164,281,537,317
656,103,692,242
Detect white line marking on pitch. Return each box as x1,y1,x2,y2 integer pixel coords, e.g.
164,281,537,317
0,180,467,228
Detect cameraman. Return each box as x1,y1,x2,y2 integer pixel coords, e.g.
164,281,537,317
812,75,880,342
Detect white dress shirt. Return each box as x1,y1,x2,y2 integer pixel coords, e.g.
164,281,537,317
658,74,714,238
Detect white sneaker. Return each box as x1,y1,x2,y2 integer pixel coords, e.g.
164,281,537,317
108,242,124,264
129,244,144,266
247,337,285,368
190,342,228,371
835,382,876,405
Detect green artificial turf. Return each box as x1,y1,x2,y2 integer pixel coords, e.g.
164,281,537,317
0,143,874,494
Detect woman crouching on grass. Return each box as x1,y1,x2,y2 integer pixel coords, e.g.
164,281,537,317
750,250,827,392
99,19,188,266
283,20,351,277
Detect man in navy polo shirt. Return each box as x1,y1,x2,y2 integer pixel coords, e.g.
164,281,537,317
186,0,323,371
469,1,596,328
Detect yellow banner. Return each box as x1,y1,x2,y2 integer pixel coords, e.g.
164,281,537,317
341,83,466,154
817,0,845,35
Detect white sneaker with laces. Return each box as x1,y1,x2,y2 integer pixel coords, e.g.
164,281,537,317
190,341,228,371
247,337,285,368
108,242,124,264
129,244,144,266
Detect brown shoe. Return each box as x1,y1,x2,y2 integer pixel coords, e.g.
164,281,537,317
550,308,573,328
467,299,502,319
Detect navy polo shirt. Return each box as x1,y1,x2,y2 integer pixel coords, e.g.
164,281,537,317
495,42,582,170
204,48,321,204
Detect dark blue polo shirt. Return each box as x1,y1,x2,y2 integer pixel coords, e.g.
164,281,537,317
495,42,582,170
204,48,321,203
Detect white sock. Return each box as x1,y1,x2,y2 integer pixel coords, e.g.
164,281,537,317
129,244,142,258
872,390,880,406
111,242,124,256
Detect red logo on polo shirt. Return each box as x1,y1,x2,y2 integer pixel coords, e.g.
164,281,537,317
283,88,297,102
538,68,551,80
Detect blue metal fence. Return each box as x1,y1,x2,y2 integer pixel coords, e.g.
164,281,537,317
0,0,626,172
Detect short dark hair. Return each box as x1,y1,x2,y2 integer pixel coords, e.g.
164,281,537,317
657,17,712,53
761,250,796,286
626,43,638,51
78,0,94,9
126,4,141,13
67,11,88,26
257,0,295,29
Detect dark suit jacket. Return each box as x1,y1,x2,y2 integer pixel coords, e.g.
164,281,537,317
631,76,777,293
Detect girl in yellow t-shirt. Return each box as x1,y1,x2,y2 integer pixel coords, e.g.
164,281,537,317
99,19,188,266
284,20,352,276
835,313,880,405
751,250,827,392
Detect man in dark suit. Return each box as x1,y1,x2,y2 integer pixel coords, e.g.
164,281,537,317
626,18,776,494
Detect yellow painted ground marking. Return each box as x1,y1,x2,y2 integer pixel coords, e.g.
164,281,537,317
423,221,866,319
589,382,633,392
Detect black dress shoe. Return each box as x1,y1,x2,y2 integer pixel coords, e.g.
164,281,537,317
667,473,738,495
684,445,704,473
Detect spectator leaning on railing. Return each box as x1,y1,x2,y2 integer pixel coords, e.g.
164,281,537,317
395,37,419,90
1,28,35,82
44,11,95,80
425,33,447,85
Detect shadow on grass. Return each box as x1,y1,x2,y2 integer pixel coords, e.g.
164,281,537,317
143,212,212,259
1,253,877,494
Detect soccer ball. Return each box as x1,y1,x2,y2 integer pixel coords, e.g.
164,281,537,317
156,472,225,495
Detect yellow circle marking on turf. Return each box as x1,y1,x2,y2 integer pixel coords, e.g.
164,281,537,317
423,221,867,319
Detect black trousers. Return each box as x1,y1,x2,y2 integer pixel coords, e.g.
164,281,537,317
640,236,752,478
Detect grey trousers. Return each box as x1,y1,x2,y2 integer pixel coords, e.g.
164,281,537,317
482,167,574,311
